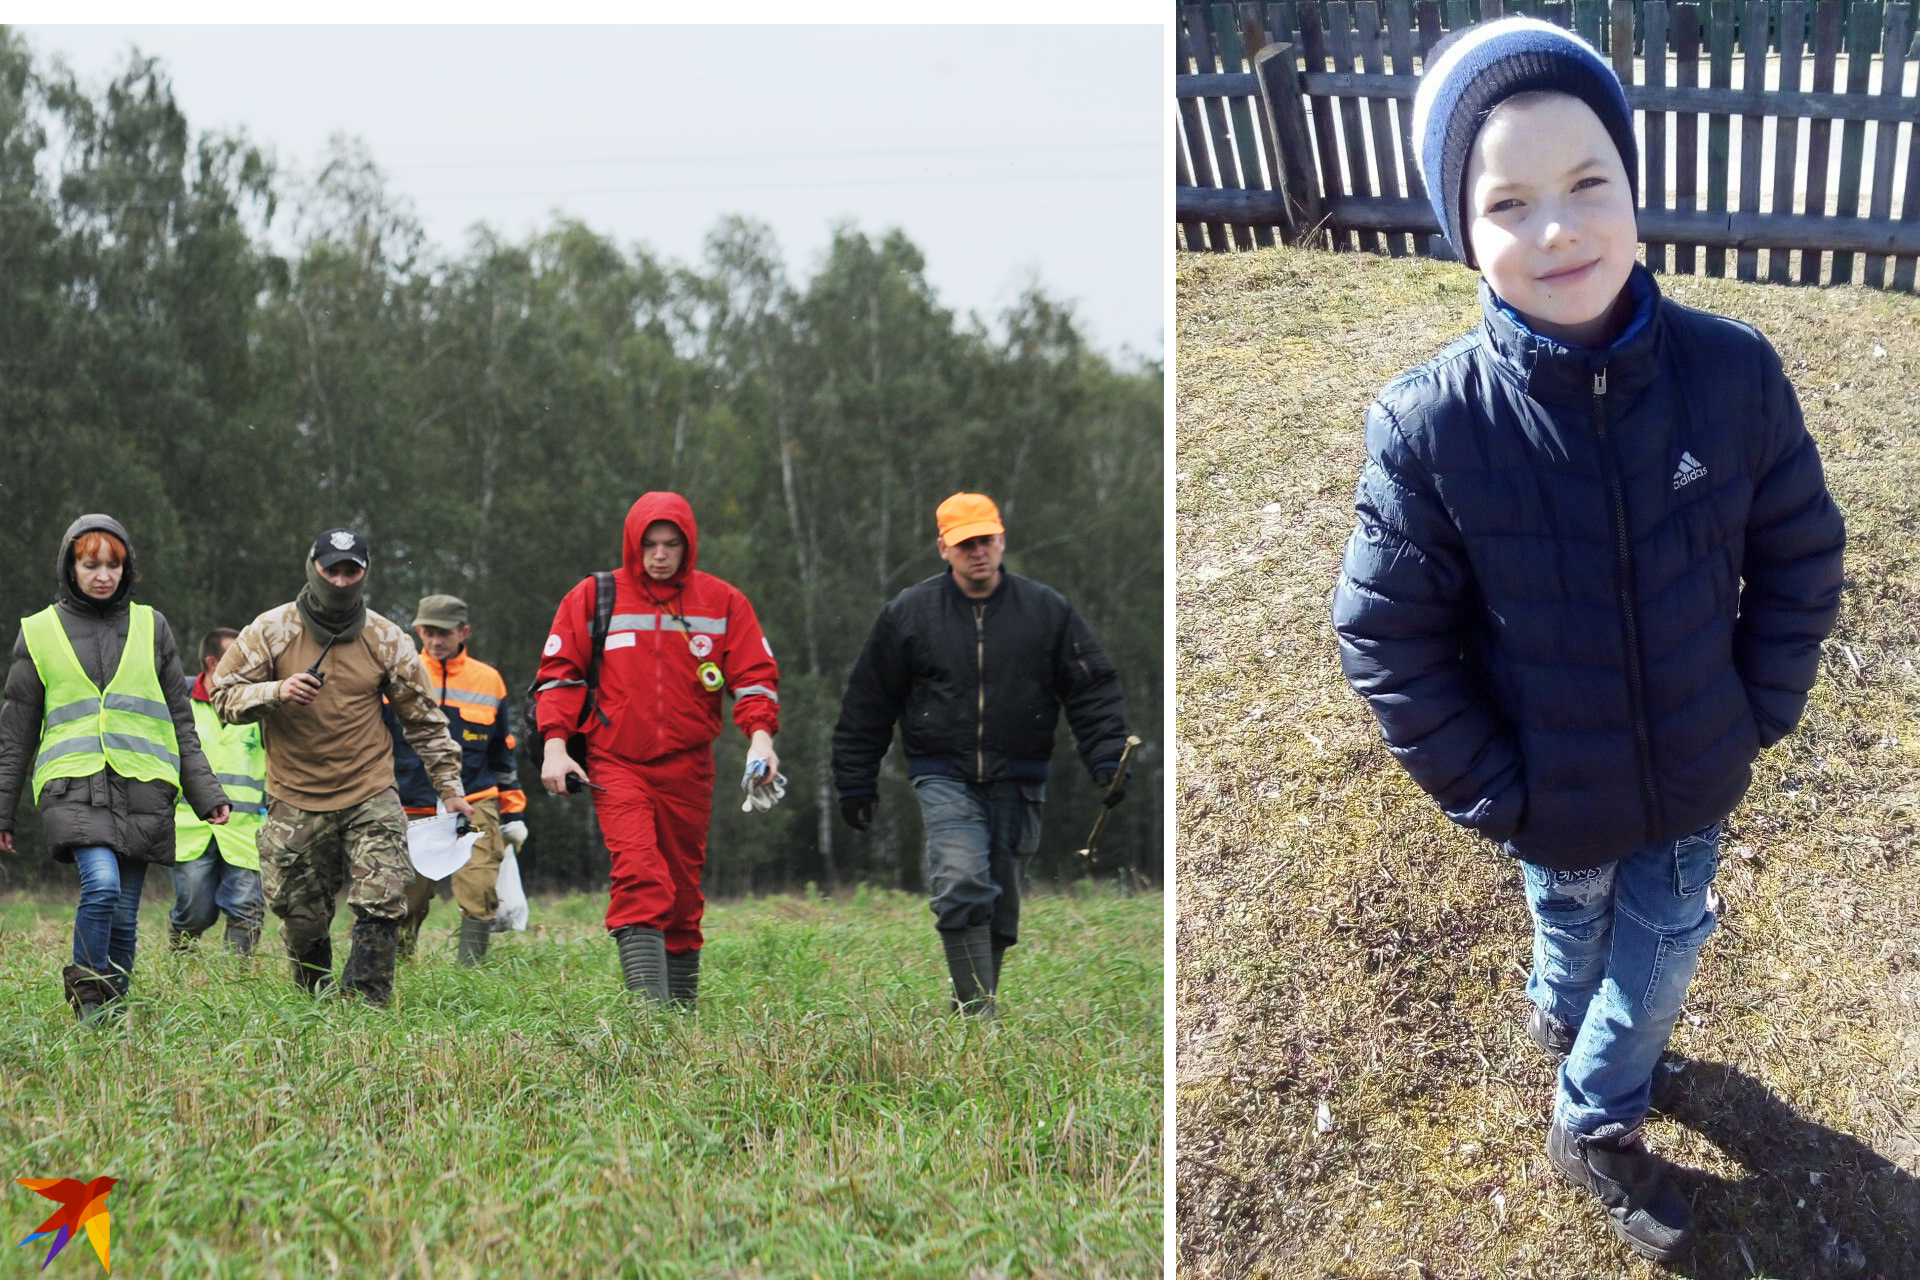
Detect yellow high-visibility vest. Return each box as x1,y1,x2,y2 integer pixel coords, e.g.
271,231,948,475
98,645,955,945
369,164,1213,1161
174,698,264,870
20,603,181,802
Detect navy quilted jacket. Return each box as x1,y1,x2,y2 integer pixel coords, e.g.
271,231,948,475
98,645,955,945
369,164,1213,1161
1331,267,1845,870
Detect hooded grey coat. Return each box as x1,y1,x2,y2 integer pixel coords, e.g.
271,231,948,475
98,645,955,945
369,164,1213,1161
0,514,227,864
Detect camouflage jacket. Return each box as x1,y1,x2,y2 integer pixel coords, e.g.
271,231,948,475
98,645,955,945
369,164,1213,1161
211,604,463,811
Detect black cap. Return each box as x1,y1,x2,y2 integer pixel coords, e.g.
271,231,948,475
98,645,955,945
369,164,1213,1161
311,528,369,569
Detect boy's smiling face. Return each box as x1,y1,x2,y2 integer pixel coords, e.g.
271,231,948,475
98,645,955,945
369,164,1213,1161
1465,91,1638,347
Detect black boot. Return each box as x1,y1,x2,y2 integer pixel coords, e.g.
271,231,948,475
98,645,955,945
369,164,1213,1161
457,916,491,967
666,949,700,1010
1528,1007,1682,1112
1547,1120,1694,1262
224,920,261,957
168,925,193,952
613,926,669,1003
991,934,1012,995
342,918,400,1007
291,936,334,995
941,926,995,1019
62,964,119,1024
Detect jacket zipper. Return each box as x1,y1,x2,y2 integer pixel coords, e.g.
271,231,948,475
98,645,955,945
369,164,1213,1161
974,603,986,782
1592,366,1660,834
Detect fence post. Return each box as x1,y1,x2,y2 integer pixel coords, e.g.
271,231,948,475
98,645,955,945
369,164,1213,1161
1254,42,1329,246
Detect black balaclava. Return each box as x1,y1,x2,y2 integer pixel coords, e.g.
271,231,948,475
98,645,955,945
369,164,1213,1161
297,559,368,644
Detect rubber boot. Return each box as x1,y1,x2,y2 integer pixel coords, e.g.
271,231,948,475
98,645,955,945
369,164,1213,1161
457,916,491,967
941,925,996,1019
342,918,400,1007
62,964,118,1024
225,920,261,957
291,937,334,995
1547,1120,1694,1262
666,949,700,1010
613,926,669,1003
991,935,1012,995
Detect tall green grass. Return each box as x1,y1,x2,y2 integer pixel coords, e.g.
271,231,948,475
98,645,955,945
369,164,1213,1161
0,886,1161,1279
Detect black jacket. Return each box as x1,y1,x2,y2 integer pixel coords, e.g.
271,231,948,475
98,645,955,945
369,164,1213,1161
1331,267,1845,869
832,570,1128,798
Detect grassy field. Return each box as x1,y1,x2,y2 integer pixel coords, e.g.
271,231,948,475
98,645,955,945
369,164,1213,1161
0,884,1161,1279
1175,247,1920,1278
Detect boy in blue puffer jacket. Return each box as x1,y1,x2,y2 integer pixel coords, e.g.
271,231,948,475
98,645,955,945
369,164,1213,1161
1329,17,1845,1263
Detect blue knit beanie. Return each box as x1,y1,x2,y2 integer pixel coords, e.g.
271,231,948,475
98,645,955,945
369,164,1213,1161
1411,17,1638,267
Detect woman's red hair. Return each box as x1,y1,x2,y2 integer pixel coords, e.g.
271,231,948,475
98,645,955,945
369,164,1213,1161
72,531,127,565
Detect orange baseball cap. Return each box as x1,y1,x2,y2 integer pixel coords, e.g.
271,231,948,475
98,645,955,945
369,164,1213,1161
936,493,1004,545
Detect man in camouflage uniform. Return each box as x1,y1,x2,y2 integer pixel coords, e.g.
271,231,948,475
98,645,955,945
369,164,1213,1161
211,529,471,1006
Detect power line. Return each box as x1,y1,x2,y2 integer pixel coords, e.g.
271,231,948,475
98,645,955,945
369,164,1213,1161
417,168,1154,201
388,140,1161,174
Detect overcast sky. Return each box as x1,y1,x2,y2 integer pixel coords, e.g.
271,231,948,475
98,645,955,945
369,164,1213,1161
17,24,1165,364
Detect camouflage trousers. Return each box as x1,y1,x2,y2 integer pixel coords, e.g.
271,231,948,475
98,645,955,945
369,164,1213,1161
258,788,414,961
402,797,504,932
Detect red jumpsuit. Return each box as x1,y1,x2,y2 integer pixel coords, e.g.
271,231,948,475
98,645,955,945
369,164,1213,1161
534,492,780,948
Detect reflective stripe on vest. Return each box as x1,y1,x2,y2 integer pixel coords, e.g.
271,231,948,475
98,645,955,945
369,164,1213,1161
21,603,182,802
176,698,265,866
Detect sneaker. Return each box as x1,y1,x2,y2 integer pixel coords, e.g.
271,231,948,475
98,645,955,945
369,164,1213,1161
1526,1007,1684,1113
1547,1120,1694,1262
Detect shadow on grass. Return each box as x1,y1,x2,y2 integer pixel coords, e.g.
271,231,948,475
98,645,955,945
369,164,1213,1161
1663,1059,1919,1279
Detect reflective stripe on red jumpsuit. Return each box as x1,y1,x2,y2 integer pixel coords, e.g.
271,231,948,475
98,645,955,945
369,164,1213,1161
533,492,779,949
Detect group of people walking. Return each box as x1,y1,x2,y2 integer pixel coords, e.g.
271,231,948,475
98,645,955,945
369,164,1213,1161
0,490,1130,1026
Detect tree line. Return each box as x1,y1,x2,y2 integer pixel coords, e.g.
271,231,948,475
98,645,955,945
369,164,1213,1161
0,32,1163,896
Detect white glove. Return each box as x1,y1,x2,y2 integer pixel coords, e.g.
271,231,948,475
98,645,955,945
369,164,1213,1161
500,820,529,848
741,758,787,813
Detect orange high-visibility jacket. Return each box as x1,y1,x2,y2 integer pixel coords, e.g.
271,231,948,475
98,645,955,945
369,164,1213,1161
384,647,527,817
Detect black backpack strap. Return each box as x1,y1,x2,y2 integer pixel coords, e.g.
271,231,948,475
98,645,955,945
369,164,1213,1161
523,572,616,737
581,570,616,728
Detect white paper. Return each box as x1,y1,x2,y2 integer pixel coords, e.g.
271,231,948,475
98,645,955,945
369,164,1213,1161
494,846,529,932
405,813,479,880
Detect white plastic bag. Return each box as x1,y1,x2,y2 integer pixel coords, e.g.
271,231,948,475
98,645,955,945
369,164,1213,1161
494,845,529,932
406,812,479,879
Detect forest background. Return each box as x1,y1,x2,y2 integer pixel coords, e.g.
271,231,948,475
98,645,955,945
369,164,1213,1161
0,30,1164,898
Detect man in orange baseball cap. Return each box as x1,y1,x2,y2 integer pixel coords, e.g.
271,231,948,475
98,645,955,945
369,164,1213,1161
832,492,1130,1017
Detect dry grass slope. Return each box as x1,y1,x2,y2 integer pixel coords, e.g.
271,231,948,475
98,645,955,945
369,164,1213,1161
1175,247,1920,1279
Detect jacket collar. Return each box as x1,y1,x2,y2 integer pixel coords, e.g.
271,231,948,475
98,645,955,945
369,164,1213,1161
942,568,1010,607
192,671,213,703
422,647,467,681
1479,264,1663,406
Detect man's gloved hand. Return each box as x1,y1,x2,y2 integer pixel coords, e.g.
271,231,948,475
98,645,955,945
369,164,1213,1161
840,796,875,831
500,820,529,848
1093,765,1129,809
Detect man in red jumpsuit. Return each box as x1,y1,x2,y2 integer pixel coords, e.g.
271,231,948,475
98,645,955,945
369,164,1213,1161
533,492,781,1007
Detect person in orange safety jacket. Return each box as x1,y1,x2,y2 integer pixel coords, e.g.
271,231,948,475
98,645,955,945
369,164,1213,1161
532,491,781,1008
383,594,527,966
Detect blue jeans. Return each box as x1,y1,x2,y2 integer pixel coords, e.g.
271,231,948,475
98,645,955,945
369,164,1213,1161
1520,821,1723,1135
911,777,1044,940
169,838,265,936
73,845,149,978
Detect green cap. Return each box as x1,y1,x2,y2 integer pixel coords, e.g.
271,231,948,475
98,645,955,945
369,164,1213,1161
413,594,468,630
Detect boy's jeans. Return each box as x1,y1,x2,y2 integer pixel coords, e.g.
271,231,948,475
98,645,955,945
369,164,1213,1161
73,844,148,977
911,776,1044,942
169,839,266,936
1518,821,1722,1136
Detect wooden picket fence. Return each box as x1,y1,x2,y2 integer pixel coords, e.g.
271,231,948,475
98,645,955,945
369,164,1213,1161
1177,0,1920,288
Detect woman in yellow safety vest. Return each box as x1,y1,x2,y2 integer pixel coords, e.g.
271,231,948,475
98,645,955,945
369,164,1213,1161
0,515,231,1021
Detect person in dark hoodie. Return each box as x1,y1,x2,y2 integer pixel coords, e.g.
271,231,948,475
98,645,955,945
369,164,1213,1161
1330,19,1845,1261
530,492,782,1007
0,514,231,1021
211,529,470,1007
